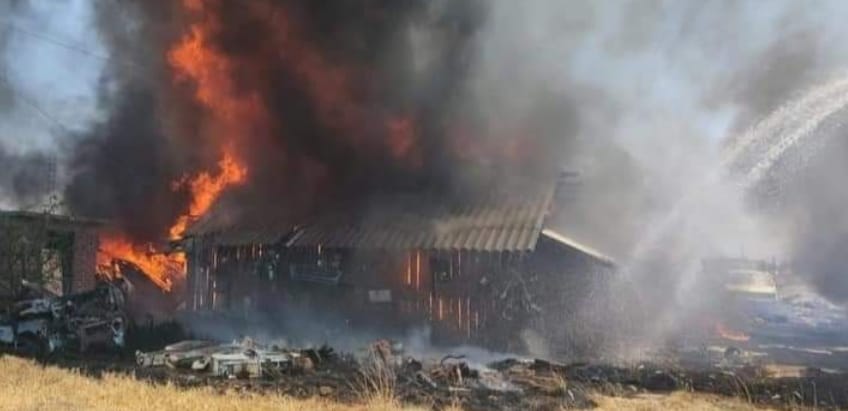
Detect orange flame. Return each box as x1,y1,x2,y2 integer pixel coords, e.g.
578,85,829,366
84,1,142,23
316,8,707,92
169,153,247,239
166,1,254,240
387,116,422,169
97,233,185,292
96,1,255,291
714,321,751,342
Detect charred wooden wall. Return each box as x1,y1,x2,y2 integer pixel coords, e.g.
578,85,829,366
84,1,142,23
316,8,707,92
522,235,617,357
185,236,615,353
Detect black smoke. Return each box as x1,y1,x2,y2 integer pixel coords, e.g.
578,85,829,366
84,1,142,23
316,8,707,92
0,145,54,208
0,148,53,205
64,86,187,242
62,0,573,239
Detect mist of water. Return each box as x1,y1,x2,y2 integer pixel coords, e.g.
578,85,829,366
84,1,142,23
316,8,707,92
603,73,848,356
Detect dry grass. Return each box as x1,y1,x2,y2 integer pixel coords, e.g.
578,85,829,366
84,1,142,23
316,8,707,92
593,392,779,411
0,354,777,411
0,355,427,411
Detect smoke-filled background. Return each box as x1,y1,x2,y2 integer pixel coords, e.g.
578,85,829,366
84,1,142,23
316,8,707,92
0,0,103,209
4,0,848,351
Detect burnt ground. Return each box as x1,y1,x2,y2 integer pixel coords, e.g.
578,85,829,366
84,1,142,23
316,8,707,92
9,342,848,411
0,322,842,410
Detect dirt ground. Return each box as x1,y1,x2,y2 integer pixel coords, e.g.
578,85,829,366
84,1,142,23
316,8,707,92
0,354,790,411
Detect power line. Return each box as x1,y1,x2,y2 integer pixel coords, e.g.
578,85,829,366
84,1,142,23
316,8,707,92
0,18,132,132
1,18,146,70
0,75,70,132
0,18,156,131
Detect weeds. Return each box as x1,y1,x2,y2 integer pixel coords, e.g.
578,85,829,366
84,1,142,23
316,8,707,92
353,350,399,406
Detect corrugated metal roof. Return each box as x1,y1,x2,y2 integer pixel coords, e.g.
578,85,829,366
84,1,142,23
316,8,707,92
286,185,555,252
184,205,295,246
186,223,292,246
184,177,572,251
213,225,291,246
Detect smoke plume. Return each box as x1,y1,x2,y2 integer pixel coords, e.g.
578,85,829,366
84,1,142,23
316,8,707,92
60,0,576,240
467,0,848,349
0,145,54,208
0,0,104,208
780,129,848,304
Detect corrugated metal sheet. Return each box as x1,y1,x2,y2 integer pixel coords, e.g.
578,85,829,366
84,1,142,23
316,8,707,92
213,225,291,246
186,223,292,246
184,177,568,251
286,185,555,252
184,206,294,246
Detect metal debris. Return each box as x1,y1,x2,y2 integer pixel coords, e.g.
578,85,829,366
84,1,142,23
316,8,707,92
41,335,848,410
0,279,127,354
137,338,320,378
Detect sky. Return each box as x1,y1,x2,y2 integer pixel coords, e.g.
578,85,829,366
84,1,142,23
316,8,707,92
0,0,104,154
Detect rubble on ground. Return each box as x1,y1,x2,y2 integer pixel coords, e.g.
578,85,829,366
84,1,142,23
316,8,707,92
127,337,848,410
135,337,323,379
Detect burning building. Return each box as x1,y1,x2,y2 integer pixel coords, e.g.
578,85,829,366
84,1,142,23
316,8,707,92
53,2,610,354
0,211,103,300
181,173,615,353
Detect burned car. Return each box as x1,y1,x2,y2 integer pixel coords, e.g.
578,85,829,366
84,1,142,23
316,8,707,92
0,279,127,355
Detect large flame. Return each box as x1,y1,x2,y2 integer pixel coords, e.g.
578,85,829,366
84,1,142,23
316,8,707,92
98,150,246,292
167,0,254,238
97,0,254,291
169,153,247,240
97,233,185,292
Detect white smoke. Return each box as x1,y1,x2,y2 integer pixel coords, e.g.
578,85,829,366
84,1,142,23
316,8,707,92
466,0,848,350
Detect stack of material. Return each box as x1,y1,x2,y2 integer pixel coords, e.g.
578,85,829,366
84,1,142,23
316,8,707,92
136,338,322,379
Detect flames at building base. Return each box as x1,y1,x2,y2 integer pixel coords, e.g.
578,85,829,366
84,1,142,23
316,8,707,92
97,152,247,292
97,233,184,292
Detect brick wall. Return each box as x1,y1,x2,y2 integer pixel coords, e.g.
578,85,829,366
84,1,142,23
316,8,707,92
71,227,99,292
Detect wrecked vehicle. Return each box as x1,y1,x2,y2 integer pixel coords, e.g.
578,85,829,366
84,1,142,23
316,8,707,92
0,279,127,354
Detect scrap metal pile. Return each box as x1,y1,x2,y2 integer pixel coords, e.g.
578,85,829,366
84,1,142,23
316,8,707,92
0,280,127,355
130,338,848,410
133,338,595,409
135,338,322,379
